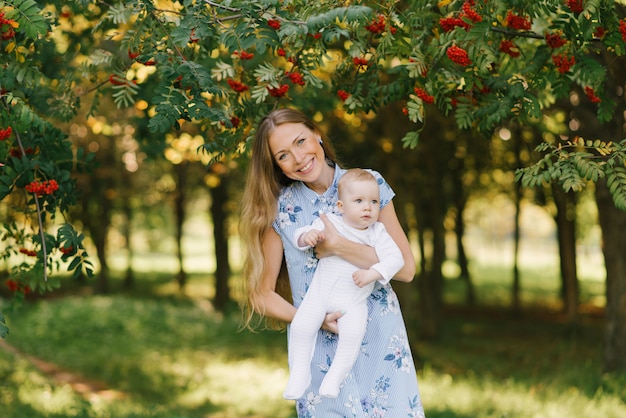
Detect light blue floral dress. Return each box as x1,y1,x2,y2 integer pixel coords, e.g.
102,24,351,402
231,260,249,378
273,166,425,418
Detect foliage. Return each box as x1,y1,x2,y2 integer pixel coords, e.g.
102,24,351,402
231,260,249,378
1,0,94,319
516,137,626,210
71,0,626,194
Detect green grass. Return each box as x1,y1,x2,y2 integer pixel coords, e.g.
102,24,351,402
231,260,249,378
1,268,625,418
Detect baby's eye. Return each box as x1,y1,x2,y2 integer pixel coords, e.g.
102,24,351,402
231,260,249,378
371,199,379,205
355,198,362,203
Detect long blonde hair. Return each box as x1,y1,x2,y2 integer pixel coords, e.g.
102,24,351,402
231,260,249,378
239,108,337,330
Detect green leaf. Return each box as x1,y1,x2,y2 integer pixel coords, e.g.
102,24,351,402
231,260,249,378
7,0,49,39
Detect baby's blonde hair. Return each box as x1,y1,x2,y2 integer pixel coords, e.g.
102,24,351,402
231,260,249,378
337,168,378,200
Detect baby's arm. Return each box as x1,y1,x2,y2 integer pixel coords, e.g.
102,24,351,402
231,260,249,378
298,229,325,248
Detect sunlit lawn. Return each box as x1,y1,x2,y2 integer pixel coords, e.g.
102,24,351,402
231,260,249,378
1,260,625,418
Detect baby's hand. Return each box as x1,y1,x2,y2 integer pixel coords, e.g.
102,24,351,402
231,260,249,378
352,269,381,288
300,230,324,248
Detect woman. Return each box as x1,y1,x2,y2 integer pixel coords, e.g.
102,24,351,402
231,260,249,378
240,108,425,417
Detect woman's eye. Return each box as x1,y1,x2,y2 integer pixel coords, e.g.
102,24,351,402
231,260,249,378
297,138,306,145
277,154,287,161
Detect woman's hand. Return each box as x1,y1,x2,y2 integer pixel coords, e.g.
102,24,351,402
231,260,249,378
321,310,344,334
313,213,341,258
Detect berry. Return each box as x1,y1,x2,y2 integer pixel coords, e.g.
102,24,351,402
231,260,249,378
267,19,281,30
0,126,12,140
565,0,584,14
337,90,350,101
545,33,567,49
447,45,471,66
227,78,249,93
267,84,289,98
353,57,369,67
414,87,434,104
506,11,531,31
584,87,601,103
499,40,520,58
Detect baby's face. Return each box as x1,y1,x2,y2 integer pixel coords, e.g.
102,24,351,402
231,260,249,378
338,179,380,229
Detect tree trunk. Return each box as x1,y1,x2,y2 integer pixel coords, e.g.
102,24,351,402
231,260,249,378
210,174,231,312
511,136,522,315
173,162,188,291
552,186,579,323
596,181,626,372
453,185,474,305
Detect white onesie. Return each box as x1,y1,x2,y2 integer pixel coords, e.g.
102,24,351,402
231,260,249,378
283,213,404,399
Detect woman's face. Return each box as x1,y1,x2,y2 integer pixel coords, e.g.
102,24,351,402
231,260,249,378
268,122,326,184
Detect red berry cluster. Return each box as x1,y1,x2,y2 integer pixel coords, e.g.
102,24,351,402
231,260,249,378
128,49,140,60
286,71,306,86
227,78,249,93
499,40,520,57
0,126,11,140
267,19,281,30
620,20,626,42
219,116,241,129
0,12,16,40
593,26,606,39
439,1,482,32
25,179,59,196
337,90,350,101
5,279,31,294
565,0,584,14
19,248,38,257
109,74,133,86
552,54,575,74
447,45,471,66
276,47,286,57
414,87,434,104
365,14,396,35
545,33,567,49
353,57,369,67
233,50,254,60
506,11,532,30
59,245,74,255
9,147,35,157
584,87,601,103
267,84,289,98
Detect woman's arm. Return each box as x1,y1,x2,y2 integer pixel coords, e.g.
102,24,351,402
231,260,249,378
253,228,297,323
254,228,343,333
315,203,416,283
377,201,416,282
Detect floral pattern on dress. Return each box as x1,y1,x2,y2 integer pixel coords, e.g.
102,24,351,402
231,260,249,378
406,395,426,418
297,391,322,418
370,285,401,316
384,334,413,373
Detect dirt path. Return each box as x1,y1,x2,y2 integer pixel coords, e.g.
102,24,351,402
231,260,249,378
0,338,127,402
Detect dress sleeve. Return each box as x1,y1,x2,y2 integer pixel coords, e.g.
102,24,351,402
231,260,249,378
369,222,404,284
365,169,395,209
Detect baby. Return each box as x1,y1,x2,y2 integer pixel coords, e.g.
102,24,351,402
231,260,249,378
283,168,404,399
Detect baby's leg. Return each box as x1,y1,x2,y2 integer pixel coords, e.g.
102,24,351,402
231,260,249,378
319,301,368,398
283,296,326,400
